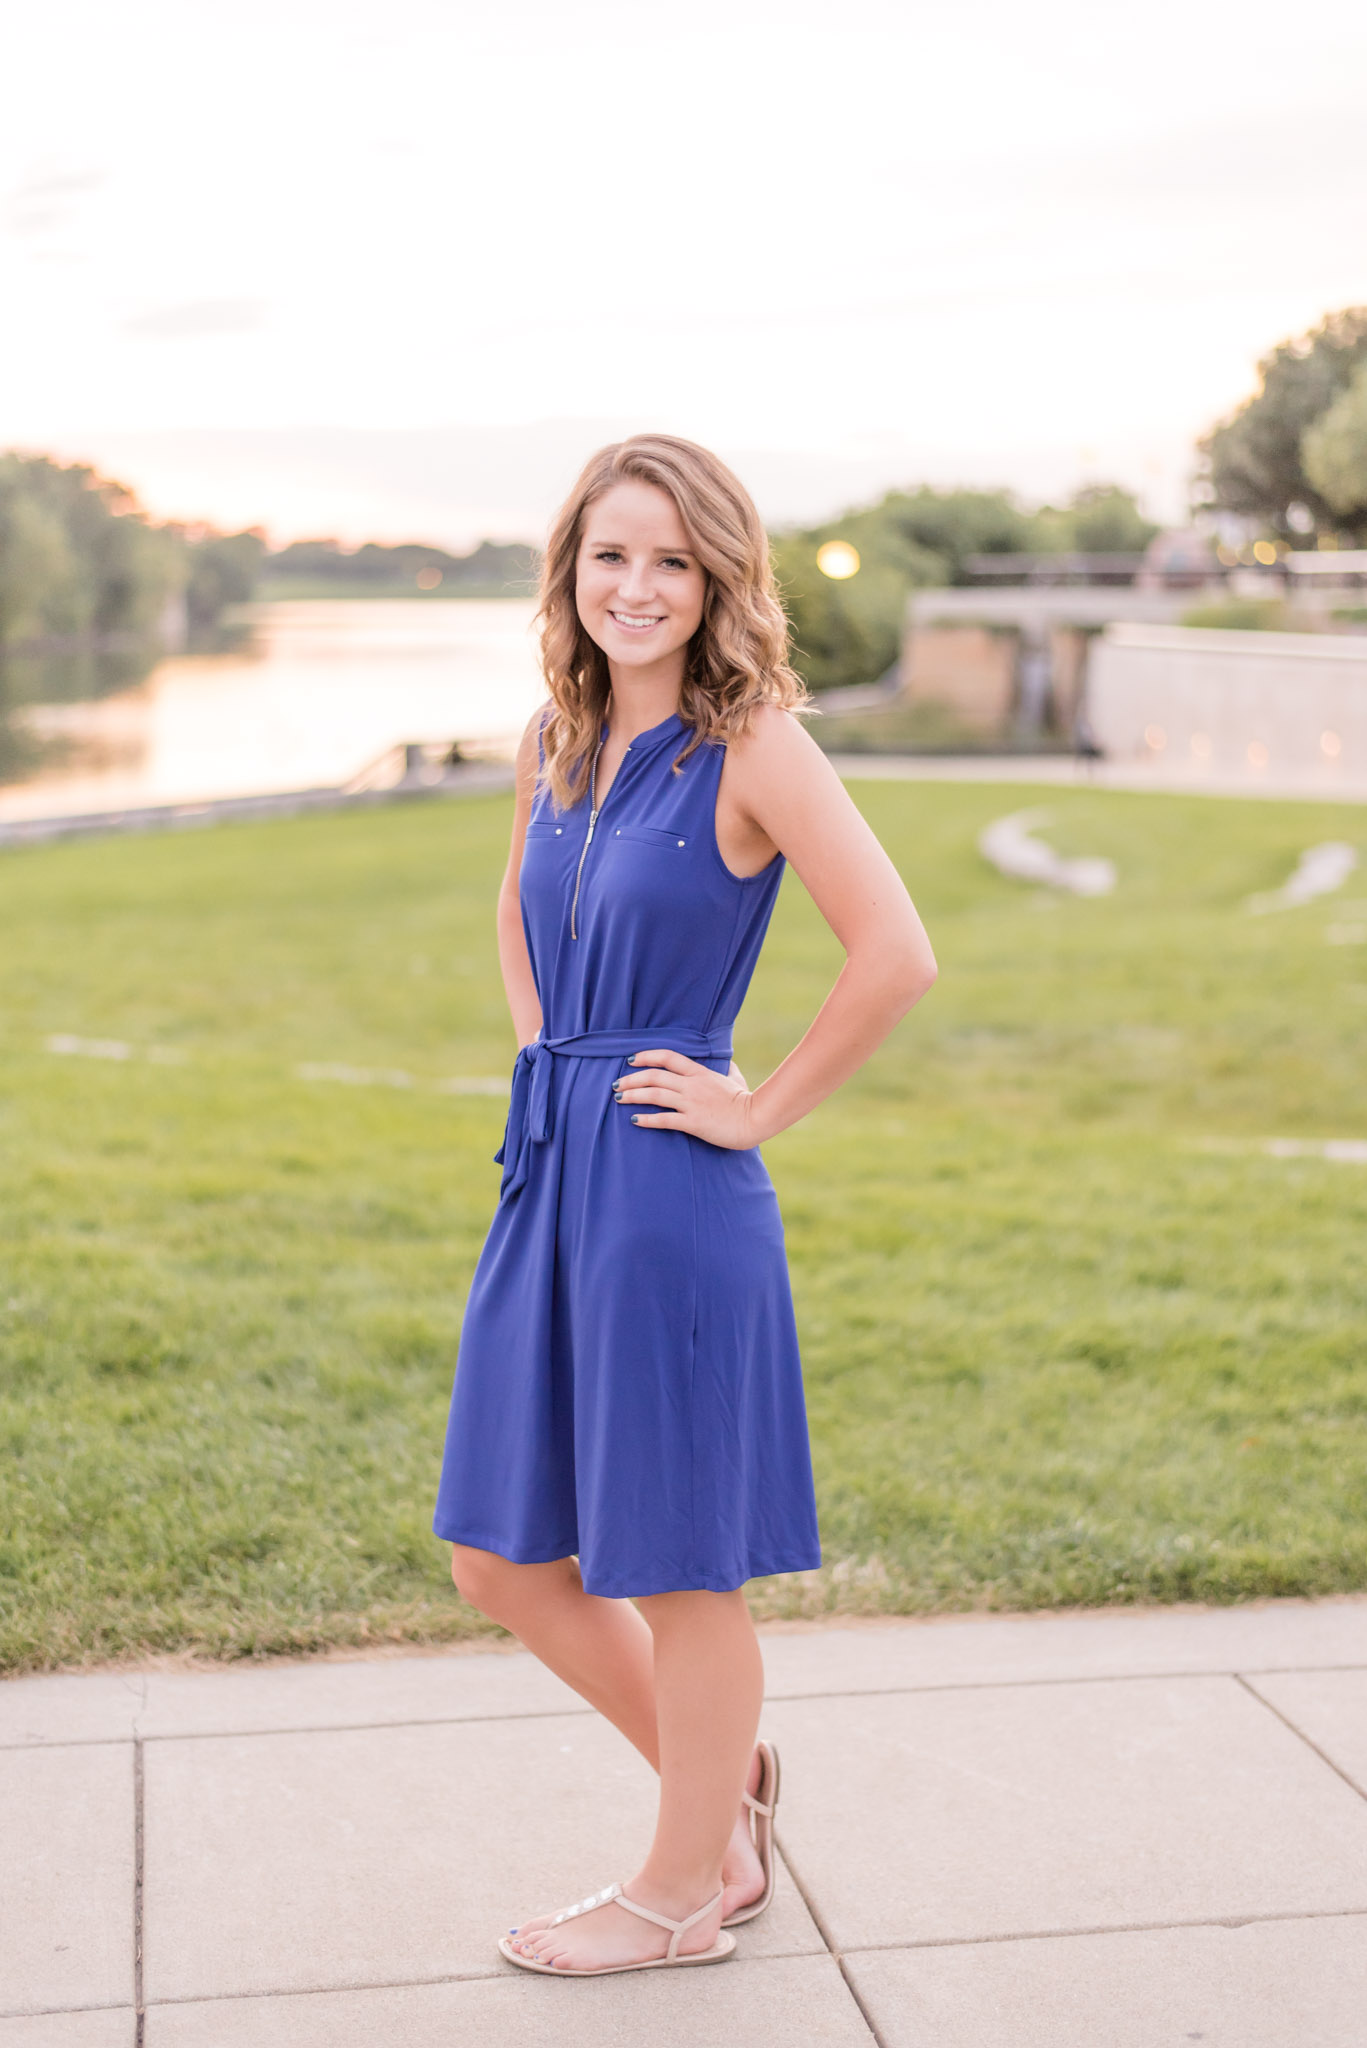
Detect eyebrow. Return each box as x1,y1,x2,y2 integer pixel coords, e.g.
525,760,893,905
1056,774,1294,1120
585,536,694,553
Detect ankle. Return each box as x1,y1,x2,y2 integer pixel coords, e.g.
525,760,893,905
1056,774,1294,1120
631,1863,724,1915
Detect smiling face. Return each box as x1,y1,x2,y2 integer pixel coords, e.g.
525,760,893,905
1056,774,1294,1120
574,480,706,685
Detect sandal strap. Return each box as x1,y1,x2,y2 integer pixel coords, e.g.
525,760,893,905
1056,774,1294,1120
742,1789,774,1817
616,1885,725,1961
549,1882,622,1927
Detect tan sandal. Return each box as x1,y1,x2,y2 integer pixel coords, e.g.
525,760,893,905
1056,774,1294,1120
497,1882,735,1976
722,1739,781,1928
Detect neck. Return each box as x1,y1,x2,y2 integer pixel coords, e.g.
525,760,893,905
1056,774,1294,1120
604,656,684,743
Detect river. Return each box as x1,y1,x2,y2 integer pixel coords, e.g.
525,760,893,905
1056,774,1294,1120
0,599,544,822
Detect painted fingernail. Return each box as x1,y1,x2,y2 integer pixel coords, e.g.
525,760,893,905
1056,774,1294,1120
631,1114,640,1124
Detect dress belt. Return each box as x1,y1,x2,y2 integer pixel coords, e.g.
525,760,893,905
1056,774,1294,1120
495,1025,734,1199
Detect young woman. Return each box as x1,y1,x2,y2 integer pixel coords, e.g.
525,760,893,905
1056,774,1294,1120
433,434,936,1978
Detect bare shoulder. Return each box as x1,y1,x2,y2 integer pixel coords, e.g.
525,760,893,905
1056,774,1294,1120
514,706,548,803
726,703,841,799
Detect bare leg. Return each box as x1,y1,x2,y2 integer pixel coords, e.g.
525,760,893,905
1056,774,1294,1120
450,1546,659,1758
451,1547,765,1921
512,1588,763,1972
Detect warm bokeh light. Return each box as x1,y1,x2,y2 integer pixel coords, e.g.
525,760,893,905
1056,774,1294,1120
817,541,861,581
1144,724,1167,751
1252,540,1279,566
415,567,443,589
1248,740,1270,767
1321,730,1343,757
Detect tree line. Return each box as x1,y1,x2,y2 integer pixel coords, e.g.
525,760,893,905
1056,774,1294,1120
0,454,264,651
0,456,538,654
5,302,1364,687
772,483,1159,693
261,537,537,595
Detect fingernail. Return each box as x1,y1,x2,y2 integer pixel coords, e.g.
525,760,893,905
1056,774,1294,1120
631,1115,640,1124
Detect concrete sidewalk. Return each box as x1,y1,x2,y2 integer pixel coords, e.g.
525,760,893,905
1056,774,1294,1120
5,1600,1367,2046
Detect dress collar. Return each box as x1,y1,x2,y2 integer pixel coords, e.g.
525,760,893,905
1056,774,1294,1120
601,710,688,755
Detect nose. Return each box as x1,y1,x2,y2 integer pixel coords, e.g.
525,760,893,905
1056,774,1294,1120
617,558,658,605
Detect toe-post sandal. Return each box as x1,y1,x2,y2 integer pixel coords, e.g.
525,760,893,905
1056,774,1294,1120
722,1738,781,1928
498,1882,735,1976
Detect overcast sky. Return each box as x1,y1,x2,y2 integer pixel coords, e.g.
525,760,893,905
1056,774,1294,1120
4,0,1366,544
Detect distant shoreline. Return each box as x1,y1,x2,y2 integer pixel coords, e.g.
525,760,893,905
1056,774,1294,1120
252,582,537,603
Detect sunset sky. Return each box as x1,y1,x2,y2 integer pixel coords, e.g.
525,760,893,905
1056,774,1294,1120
4,0,1366,544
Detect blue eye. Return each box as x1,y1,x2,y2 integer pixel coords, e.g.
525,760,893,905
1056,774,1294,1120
661,557,687,570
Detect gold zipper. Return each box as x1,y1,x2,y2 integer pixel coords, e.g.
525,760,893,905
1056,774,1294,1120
569,807,598,940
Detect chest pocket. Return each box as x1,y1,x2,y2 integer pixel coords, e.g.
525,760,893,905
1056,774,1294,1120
613,825,691,851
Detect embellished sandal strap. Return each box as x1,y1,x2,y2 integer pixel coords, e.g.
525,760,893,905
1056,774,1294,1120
549,1881,622,1927
616,1886,725,1961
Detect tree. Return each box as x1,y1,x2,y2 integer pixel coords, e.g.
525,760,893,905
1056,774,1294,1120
0,482,83,643
1301,358,1367,532
1051,483,1158,554
0,453,257,649
771,482,1158,691
1197,307,1367,539
185,530,266,625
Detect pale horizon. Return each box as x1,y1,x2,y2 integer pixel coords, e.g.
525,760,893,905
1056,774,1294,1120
5,0,1367,545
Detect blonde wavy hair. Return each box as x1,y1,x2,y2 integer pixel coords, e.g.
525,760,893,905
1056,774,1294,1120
536,433,808,810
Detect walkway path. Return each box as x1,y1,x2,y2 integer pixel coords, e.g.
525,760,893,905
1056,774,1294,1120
5,1598,1367,2044
826,753,1367,803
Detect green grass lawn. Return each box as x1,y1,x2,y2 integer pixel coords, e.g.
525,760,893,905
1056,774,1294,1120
2,783,1365,1671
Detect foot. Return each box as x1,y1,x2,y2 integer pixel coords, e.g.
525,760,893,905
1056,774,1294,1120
720,1746,766,1921
513,1746,767,1944
507,1876,724,1973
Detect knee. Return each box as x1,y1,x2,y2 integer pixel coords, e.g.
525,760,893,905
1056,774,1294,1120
449,1542,521,1621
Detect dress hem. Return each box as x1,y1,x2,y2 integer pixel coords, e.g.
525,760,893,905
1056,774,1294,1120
432,1522,821,1597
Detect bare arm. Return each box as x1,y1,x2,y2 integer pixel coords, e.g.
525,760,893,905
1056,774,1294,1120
618,708,936,1146
496,715,545,1049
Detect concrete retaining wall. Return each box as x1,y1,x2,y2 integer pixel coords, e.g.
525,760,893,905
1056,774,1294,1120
1088,624,1367,785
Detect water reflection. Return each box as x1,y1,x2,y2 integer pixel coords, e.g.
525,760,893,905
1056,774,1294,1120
0,638,166,784
0,600,543,821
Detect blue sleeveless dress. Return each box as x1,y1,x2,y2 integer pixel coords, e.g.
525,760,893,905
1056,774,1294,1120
432,712,821,1597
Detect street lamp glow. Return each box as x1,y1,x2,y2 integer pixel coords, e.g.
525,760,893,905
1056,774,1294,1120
817,541,860,580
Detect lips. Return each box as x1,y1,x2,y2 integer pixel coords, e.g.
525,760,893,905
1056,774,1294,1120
608,611,664,633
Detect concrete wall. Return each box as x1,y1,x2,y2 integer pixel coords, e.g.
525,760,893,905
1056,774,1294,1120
903,625,1015,729
1088,624,1367,783
902,588,1228,738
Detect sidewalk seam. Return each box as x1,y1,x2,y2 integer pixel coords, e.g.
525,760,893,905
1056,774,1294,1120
16,1951,828,2019
834,1903,1367,1953
772,1836,889,2047
133,1737,146,2048
5,1659,1365,1755
1235,1671,1367,1804
11,1915,1367,2024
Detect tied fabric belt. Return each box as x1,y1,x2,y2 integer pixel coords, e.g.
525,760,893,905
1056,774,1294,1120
495,1025,734,1199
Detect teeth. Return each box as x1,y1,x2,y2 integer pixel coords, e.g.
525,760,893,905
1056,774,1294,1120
611,612,662,626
